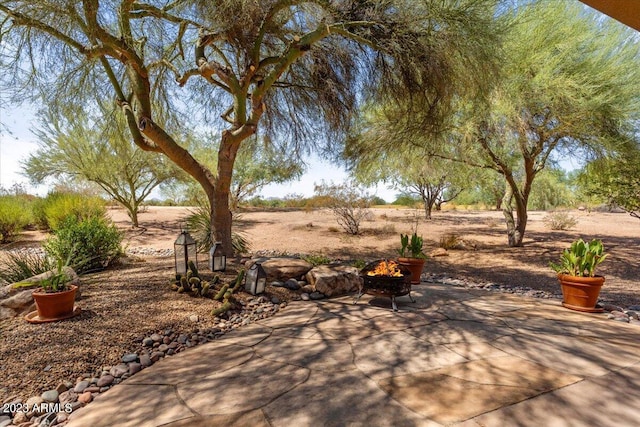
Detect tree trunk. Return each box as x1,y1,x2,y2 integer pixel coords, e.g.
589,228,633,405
211,130,247,256
423,199,433,220
129,207,139,228
501,186,527,247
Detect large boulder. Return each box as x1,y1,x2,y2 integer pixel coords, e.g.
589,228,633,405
0,267,80,320
306,265,362,297
253,258,314,282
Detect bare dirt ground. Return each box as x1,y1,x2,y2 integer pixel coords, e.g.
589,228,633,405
1,205,638,405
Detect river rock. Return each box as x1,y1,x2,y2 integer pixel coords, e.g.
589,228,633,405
73,381,89,394
41,390,58,403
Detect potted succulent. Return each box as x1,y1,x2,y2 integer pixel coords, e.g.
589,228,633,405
550,238,608,313
30,259,79,321
397,233,427,284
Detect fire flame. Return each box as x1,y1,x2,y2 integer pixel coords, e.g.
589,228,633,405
366,260,403,277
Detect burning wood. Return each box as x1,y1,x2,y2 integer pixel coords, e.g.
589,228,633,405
366,260,403,277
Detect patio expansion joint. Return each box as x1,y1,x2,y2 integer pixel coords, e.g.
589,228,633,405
171,383,200,417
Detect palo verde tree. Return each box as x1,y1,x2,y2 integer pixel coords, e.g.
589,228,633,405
348,137,469,219
23,108,180,227
578,143,640,220
1,0,504,255
351,1,640,246
463,2,640,246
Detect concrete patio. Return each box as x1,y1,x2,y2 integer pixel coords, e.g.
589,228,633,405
67,283,640,426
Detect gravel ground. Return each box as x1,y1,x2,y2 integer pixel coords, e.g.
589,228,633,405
0,256,295,406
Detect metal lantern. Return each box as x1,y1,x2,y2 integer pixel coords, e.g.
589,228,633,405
209,241,226,272
245,262,267,295
174,230,197,275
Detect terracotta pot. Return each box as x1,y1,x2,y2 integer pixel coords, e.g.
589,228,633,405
397,257,426,284
557,274,605,313
32,285,78,320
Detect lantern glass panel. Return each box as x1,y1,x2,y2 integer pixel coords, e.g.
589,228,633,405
209,242,226,271
256,276,266,294
174,245,187,275
245,262,267,295
245,264,258,294
174,231,197,275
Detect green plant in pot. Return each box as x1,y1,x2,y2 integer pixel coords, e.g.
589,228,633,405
550,238,608,313
397,233,427,284
30,257,79,322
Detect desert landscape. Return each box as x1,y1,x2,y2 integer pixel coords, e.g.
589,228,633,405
1,205,638,407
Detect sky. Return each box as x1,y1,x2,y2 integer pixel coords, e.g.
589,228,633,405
0,104,398,201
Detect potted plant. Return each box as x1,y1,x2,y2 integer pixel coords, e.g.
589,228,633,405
397,233,427,284
30,259,79,321
550,238,608,313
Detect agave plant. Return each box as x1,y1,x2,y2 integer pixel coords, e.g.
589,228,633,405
550,238,608,277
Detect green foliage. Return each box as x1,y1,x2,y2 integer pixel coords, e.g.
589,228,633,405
398,233,425,258
528,169,575,211
543,211,578,231
25,109,181,227
578,149,640,220
351,259,367,269
43,216,123,273
0,195,33,243
0,251,53,285
392,193,421,207
550,239,608,277
33,192,106,231
314,181,372,235
301,254,332,266
38,257,71,293
370,196,387,206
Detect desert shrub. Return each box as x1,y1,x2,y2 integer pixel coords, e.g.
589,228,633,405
184,200,250,254
365,223,396,236
0,195,33,243
314,181,372,235
392,193,420,207
33,192,106,231
0,250,53,285
371,196,387,206
301,253,332,266
351,259,367,269
439,233,462,249
543,211,578,230
43,216,123,273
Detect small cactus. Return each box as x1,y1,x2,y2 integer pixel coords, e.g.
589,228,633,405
188,260,199,277
201,283,211,297
214,284,229,301
231,270,245,293
211,301,231,316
